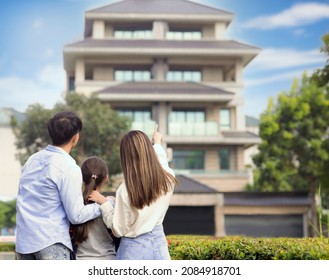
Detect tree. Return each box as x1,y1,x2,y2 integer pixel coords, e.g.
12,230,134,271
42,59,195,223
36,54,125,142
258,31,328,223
311,33,329,87
249,74,329,236
11,93,131,187
312,33,329,230
0,200,16,232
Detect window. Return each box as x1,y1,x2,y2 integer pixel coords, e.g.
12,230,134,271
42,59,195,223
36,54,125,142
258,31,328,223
173,150,204,170
166,71,201,82
117,109,151,122
219,109,231,130
69,77,75,92
169,110,205,123
114,30,152,39
166,31,201,40
219,149,230,170
114,70,151,82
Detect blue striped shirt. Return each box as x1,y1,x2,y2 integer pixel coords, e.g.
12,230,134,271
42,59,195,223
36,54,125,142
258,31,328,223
16,145,101,254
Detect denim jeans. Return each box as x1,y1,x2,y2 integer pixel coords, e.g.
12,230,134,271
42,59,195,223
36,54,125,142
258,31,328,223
16,243,71,260
116,224,170,260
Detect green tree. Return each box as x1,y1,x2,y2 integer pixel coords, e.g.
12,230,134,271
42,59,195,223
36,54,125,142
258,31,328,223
11,93,131,186
312,33,329,232
249,74,329,236
311,33,329,87
0,200,16,232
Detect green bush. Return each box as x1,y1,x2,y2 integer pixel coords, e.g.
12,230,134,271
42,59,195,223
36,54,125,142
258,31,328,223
0,243,15,252
167,235,329,260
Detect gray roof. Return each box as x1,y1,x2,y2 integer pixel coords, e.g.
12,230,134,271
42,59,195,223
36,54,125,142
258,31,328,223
87,0,233,16
0,108,25,126
224,192,312,206
97,81,233,95
246,115,259,127
64,38,260,52
174,175,217,193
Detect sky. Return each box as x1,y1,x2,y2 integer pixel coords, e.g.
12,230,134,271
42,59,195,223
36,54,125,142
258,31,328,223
0,0,328,118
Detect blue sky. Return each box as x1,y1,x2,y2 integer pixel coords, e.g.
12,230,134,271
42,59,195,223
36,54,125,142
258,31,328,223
0,0,328,118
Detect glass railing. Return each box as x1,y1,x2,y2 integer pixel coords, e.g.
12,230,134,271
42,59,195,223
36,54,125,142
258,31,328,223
168,122,218,136
174,169,249,176
131,120,157,135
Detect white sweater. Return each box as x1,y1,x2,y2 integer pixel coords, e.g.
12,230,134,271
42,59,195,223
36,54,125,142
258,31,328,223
100,144,175,238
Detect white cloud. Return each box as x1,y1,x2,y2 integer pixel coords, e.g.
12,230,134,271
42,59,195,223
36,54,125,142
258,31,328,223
245,69,315,87
0,65,65,112
248,48,325,71
43,48,54,58
244,2,329,29
37,65,65,87
32,18,44,30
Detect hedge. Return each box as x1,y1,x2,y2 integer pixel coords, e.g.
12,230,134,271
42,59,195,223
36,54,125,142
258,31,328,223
0,243,15,252
2,236,329,260
167,235,329,260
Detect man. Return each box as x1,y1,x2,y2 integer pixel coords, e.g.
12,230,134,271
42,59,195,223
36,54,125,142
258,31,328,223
16,111,101,260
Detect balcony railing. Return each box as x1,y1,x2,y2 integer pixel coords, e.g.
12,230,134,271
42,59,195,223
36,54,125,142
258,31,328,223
168,122,218,136
174,169,249,176
131,120,157,135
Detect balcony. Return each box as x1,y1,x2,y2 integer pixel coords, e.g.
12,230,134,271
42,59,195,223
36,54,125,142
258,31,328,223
131,120,156,135
168,121,218,136
174,169,249,176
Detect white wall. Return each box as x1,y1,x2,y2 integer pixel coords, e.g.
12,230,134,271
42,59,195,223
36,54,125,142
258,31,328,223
0,127,21,200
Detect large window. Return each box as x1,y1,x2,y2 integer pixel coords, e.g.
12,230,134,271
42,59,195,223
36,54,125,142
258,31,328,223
69,76,75,92
114,29,152,39
117,109,151,122
169,110,205,123
166,70,201,82
173,150,204,170
114,70,151,82
219,149,230,170
166,31,202,40
219,109,231,130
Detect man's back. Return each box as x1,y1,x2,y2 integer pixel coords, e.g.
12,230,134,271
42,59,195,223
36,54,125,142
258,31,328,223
16,145,81,254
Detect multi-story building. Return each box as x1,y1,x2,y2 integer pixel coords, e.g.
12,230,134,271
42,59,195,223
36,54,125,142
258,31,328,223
63,0,261,194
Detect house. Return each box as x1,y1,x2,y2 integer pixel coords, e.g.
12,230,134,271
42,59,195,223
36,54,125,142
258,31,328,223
63,0,261,193
0,108,25,201
63,0,311,237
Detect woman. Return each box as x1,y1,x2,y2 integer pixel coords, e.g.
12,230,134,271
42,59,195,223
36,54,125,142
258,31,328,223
89,125,177,260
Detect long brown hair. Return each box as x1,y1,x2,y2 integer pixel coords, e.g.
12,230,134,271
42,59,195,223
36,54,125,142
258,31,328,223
72,156,108,245
120,130,177,209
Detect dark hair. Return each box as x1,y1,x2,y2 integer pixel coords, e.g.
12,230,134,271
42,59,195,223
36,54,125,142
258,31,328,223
73,156,109,245
47,111,82,146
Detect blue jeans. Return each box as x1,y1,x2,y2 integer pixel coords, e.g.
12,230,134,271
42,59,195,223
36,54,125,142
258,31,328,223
16,243,71,260
116,224,170,260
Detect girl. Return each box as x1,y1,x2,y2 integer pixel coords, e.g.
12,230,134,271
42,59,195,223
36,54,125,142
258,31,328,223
89,125,177,260
71,156,117,260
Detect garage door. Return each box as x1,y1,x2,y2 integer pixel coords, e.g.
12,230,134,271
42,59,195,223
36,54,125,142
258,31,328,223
164,206,215,235
225,214,304,237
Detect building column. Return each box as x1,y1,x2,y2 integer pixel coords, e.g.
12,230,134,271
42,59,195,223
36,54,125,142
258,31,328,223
152,58,168,81
158,102,168,136
153,21,168,39
214,22,226,39
92,20,105,39
235,104,246,130
75,59,85,83
234,58,243,83
214,193,225,237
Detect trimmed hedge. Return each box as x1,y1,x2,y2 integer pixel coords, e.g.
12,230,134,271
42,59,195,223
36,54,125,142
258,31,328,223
0,243,15,252
167,235,329,260
2,236,329,260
